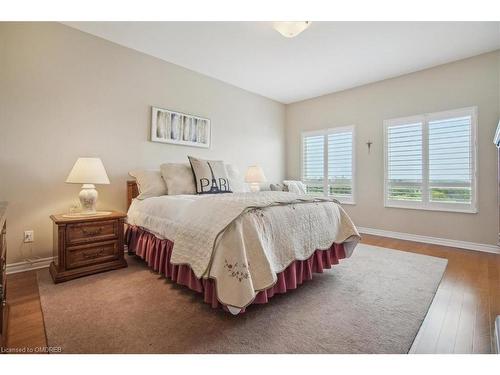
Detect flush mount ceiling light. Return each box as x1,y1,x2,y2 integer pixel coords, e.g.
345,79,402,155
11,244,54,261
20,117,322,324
273,21,311,38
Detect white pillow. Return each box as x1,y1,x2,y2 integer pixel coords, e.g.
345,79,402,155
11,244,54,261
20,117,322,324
225,164,247,193
283,180,307,194
128,170,167,200
160,163,197,195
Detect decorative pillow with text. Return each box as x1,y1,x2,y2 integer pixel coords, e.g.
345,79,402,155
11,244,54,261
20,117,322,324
188,156,232,194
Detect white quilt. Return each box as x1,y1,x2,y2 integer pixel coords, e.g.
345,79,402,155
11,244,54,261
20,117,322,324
127,192,360,312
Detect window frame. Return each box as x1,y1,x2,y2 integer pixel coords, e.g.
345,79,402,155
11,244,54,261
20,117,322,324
383,107,478,214
301,125,356,204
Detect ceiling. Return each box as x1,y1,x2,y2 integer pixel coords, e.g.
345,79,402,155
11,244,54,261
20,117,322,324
64,22,500,104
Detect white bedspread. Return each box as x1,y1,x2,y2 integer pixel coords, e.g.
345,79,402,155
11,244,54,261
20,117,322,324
127,192,360,311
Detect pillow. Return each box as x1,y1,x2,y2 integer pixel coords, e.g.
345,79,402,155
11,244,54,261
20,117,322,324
270,183,289,192
225,164,247,193
283,180,307,194
128,170,167,200
188,156,232,194
160,163,197,195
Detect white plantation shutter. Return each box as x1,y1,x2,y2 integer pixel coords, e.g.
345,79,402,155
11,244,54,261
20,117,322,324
386,121,423,202
302,126,355,203
428,115,472,205
302,134,325,195
384,107,477,212
328,131,354,201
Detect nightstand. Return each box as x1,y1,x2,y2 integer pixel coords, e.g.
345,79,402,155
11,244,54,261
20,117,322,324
49,211,128,283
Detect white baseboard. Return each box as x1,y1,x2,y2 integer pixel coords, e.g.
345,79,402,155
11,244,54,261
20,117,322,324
6,256,54,275
358,226,500,255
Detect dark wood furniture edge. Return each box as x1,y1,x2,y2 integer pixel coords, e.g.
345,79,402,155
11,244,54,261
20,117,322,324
127,180,139,210
0,202,8,351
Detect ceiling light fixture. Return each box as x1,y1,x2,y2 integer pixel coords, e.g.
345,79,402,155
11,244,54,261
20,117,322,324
273,21,311,38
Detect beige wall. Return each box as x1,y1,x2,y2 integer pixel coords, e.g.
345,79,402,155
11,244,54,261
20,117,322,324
0,23,286,264
286,51,500,245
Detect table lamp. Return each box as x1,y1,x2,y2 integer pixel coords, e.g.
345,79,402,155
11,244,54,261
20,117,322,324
66,157,110,215
245,165,266,192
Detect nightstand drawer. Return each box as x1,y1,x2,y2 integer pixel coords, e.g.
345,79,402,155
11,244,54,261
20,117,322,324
66,220,117,244
66,240,119,269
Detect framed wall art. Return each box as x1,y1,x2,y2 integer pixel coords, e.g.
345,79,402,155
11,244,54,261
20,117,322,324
151,106,211,148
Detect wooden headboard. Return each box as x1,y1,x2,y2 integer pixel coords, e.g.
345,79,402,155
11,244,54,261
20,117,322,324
127,180,139,209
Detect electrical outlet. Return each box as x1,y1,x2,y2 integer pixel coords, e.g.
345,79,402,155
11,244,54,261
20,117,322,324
24,230,34,243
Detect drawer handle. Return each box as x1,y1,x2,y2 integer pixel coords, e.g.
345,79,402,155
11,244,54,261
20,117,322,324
82,249,105,259
81,227,103,236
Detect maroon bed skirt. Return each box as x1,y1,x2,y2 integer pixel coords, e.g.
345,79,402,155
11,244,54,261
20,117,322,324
125,225,346,312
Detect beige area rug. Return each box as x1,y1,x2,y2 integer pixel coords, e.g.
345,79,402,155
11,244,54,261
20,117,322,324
37,244,447,354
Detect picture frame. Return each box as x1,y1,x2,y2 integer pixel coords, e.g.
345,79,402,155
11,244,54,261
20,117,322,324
151,106,211,148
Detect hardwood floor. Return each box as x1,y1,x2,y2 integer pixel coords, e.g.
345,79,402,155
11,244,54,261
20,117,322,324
362,234,500,354
5,271,47,353
3,234,500,354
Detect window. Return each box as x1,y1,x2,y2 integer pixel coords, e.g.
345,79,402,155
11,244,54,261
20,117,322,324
302,126,355,203
384,107,477,213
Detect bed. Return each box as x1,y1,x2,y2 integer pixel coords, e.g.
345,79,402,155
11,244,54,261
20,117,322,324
125,180,360,315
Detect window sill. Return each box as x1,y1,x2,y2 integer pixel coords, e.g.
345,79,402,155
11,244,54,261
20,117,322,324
384,202,478,214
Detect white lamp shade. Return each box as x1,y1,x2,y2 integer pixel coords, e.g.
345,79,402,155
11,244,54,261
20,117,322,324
273,21,311,38
66,158,110,185
245,165,267,183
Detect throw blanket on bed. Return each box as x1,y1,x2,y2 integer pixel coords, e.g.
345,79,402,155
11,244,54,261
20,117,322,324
172,192,332,275
168,192,360,309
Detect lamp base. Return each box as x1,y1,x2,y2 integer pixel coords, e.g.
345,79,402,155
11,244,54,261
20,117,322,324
79,184,98,214
249,183,261,192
